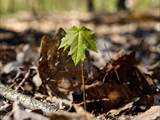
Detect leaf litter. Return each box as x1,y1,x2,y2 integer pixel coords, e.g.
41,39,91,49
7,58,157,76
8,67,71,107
0,12,160,120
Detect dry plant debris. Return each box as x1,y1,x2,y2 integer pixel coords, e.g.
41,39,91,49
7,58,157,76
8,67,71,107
0,11,160,120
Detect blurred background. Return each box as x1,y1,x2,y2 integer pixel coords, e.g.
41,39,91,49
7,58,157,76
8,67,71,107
0,0,159,32
0,0,159,15
0,0,159,66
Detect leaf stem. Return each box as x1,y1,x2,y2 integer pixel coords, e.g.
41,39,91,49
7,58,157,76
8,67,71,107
81,63,86,110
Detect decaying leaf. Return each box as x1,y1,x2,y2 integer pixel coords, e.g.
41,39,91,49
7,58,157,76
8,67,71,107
13,102,49,120
38,28,66,81
81,51,156,113
0,46,16,64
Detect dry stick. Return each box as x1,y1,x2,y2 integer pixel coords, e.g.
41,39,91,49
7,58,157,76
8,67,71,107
15,69,31,91
0,83,97,120
81,63,86,110
0,82,59,113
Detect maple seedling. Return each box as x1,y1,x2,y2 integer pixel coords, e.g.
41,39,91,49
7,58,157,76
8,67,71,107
59,26,97,109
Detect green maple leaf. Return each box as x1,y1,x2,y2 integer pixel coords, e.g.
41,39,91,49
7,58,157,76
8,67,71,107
59,26,97,65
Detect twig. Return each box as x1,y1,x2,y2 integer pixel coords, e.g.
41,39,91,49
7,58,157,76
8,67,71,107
0,83,97,120
0,82,59,113
15,69,31,91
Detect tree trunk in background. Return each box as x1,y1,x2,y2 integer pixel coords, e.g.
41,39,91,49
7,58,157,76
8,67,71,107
117,0,127,10
0,0,2,14
29,0,40,19
87,0,94,12
9,0,15,13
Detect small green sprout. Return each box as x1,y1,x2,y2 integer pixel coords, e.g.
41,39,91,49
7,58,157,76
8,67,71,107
59,26,97,65
59,26,97,109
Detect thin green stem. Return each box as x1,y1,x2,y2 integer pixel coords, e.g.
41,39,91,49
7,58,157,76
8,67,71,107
81,63,86,110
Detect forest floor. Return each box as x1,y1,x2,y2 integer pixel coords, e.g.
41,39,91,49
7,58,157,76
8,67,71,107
0,10,160,120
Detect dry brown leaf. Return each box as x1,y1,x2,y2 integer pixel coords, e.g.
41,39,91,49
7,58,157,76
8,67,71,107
13,102,49,120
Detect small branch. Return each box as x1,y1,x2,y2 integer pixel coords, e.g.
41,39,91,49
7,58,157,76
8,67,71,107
0,83,97,120
15,69,31,91
0,82,59,113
